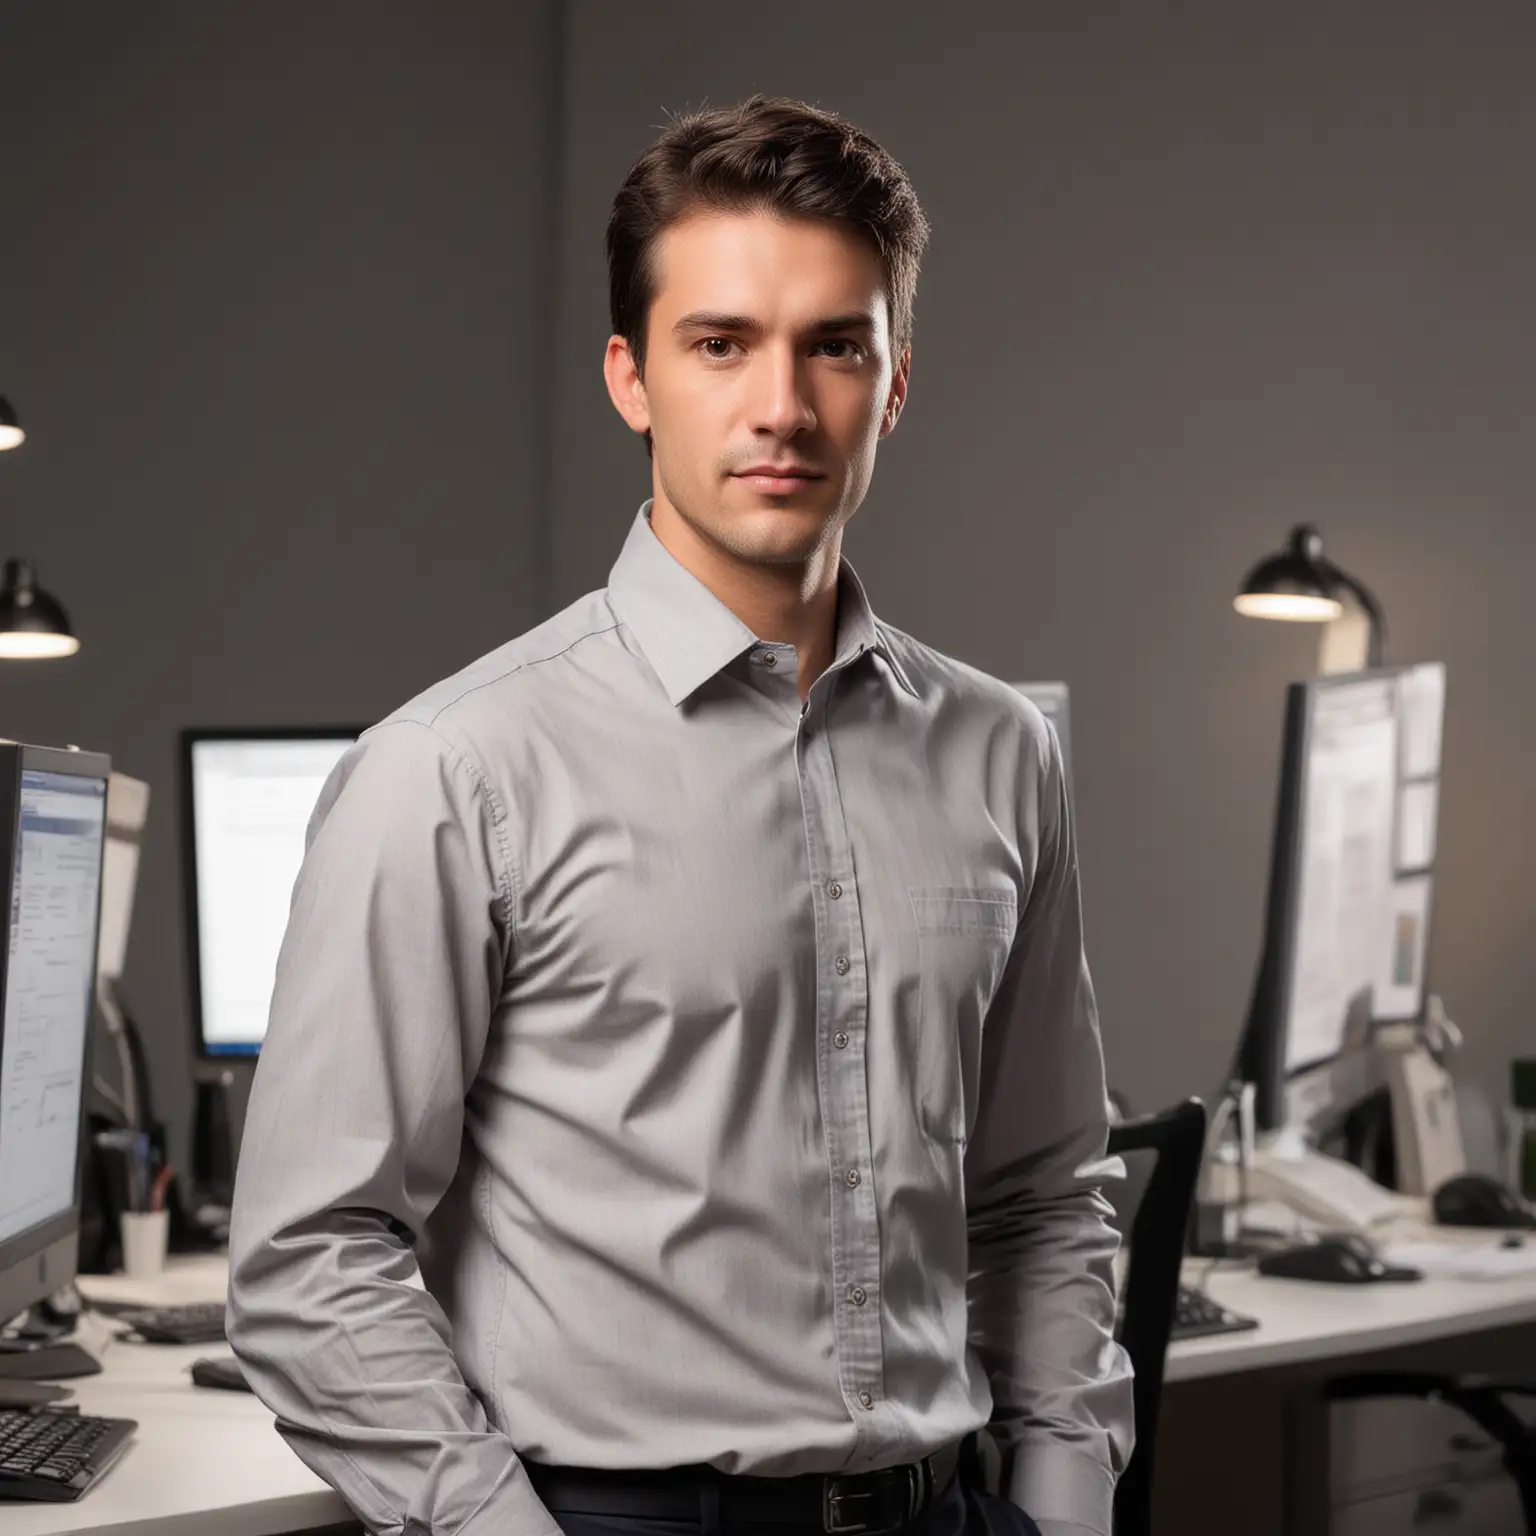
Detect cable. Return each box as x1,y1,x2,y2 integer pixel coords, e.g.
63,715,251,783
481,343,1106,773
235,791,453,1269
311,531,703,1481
1192,1255,1223,1296
91,1071,129,1121
94,979,140,1129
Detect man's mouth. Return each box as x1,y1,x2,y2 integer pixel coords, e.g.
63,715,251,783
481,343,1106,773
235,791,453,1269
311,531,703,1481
732,466,825,494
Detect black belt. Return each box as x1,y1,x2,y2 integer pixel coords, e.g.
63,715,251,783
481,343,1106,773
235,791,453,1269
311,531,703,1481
525,1441,963,1535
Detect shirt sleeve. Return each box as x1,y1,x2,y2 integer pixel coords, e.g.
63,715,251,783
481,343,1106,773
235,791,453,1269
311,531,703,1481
226,719,561,1536
963,720,1135,1536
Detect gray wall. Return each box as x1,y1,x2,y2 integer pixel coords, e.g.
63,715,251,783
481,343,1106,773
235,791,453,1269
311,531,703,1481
0,1,558,1168
0,3,1531,1172
549,4,1536,1118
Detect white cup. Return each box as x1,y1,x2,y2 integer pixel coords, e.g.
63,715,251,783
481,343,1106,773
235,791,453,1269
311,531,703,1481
120,1209,170,1280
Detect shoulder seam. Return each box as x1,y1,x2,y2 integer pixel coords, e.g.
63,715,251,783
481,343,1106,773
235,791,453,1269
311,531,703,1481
421,620,624,729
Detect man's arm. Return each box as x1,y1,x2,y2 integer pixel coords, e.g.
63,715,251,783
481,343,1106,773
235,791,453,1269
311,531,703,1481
226,720,560,1536
964,720,1134,1536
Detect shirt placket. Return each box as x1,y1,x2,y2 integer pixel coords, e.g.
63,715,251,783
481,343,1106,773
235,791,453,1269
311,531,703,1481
793,653,886,1454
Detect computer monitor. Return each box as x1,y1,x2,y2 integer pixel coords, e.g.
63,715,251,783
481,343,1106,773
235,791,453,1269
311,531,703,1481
181,729,361,1058
0,745,110,1337
1238,664,1446,1132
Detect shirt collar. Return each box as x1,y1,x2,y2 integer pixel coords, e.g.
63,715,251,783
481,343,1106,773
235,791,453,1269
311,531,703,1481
607,503,918,707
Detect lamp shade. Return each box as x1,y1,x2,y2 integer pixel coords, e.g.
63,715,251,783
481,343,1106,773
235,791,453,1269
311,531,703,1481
0,397,23,453
0,559,80,659
1233,524,1343,622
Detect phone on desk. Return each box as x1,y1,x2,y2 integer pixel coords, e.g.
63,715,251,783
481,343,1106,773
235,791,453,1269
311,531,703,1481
1246,1144,1406,1232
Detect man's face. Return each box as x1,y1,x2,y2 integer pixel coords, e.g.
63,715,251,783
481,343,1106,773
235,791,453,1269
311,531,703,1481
605,210,908,569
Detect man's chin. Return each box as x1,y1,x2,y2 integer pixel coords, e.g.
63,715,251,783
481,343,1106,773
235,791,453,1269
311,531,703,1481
716,495,837,564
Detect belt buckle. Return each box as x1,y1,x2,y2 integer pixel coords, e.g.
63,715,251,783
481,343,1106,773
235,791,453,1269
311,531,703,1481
822,1464,923,1535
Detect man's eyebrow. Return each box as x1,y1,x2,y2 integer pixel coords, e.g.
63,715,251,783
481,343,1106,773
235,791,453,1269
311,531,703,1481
670,311,878,340
672,312,762,337
805,314,877,337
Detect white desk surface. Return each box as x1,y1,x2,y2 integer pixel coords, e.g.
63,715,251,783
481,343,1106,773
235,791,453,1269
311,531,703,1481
16,1238,1536,1530
1167,1224,1536,1383
8,1258,348,1536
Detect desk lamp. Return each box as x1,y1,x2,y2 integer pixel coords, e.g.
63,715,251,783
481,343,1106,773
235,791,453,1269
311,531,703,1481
0,396,80,659
0,397,24,453
1234,523,1386,674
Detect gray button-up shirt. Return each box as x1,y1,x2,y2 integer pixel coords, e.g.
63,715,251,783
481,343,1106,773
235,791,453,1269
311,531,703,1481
227,506,1133,1536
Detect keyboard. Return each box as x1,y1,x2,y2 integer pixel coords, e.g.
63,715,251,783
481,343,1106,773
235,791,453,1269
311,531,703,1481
115,1300,226,1345
1169,1284,1260,1342
0,1408,137,1502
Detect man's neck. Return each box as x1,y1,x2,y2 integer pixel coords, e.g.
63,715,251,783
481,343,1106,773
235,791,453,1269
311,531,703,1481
648,496,840,701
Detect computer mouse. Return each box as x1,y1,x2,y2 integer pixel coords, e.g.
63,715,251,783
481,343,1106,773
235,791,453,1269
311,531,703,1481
1432,1173,1536,1231
1256,1234,1423,1285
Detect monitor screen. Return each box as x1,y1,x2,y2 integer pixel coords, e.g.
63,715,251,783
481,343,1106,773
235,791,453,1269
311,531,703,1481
1282,674,1400,1074
1238,663,1446,1133
187,734,356,1056
0,769,107,1246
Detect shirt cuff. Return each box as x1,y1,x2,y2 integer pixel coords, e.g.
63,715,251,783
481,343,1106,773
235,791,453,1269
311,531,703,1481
453,1474,565,1536
1005,1441,1116,1536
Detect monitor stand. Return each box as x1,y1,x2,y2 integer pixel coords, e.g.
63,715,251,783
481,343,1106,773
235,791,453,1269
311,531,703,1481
0,1336,100,1405
0,1379,74,1407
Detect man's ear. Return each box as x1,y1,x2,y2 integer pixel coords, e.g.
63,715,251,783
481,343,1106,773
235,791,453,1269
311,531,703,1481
604,335,652,438
879,347,911,438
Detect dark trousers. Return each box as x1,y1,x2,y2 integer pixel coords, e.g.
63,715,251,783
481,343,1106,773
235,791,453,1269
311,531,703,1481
547,1472,1043,1536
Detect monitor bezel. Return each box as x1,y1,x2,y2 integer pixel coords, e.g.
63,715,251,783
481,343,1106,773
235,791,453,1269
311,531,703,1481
0,743,111,1274
180,726,364,1063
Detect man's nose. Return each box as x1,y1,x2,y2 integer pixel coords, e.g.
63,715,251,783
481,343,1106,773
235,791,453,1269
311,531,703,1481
748,348,817,438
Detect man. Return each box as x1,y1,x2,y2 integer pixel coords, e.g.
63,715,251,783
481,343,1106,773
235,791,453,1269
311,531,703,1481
228,96,1132,1536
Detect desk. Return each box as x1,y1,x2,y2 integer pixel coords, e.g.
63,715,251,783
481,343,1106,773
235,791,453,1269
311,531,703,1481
1169,1248,1536,1382
8,1258,350,1536
1156,1228,1536,1536
21,1244,1536,1536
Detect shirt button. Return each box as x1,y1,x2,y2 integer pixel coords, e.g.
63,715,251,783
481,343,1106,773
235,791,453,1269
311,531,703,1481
858,1391,874,1410
847,1285,867,1306
758,651,777,668
827,880,842,900
833,1031,850,1050
834,955,851,976
845,1168,861,1189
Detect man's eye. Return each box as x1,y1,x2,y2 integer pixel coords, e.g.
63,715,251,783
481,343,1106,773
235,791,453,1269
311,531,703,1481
816,339,864,361
700,337,738,359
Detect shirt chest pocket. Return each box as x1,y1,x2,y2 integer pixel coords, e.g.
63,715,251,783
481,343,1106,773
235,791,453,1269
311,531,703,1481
907,888,1018,1145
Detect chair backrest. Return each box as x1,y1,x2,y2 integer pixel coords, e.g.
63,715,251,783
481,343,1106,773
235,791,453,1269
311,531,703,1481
1107,1097,1207,1536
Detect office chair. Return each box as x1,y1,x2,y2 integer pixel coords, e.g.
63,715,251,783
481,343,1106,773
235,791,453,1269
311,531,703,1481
1325,1373,1536,1532
1107,1098,1208,1536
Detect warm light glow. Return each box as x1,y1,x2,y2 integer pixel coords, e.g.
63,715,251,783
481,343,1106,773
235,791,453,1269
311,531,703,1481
1234,592,1342,623
0,425,24,452
0,630,80,659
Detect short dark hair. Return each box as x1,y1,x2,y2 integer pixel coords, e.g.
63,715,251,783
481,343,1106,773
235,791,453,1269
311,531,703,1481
607,96,929,375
